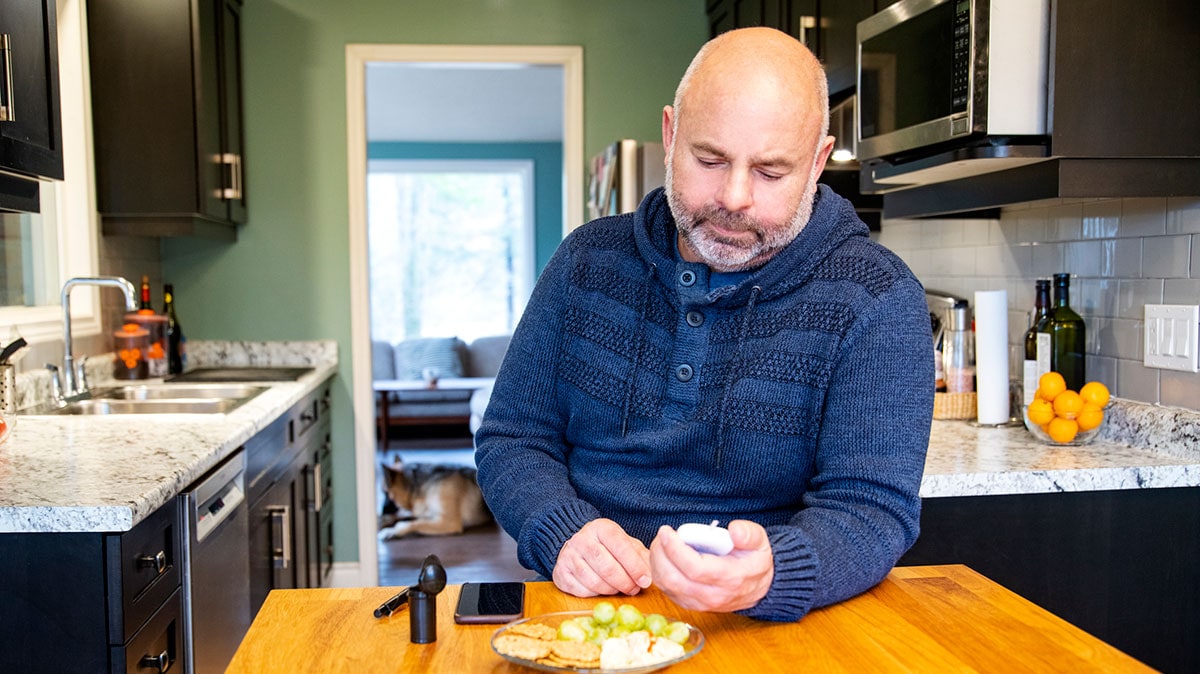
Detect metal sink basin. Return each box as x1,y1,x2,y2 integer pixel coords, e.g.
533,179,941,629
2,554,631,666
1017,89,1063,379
96,384,268,401
52,398,249,415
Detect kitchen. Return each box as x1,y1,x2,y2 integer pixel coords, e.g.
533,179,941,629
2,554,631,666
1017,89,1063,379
1,0,1198,672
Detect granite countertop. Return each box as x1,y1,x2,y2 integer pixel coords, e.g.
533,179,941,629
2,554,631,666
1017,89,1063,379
922,399,1200,498
0,340,338,534
2,337,1197,533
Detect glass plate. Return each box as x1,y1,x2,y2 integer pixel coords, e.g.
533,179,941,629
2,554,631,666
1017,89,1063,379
491,611,705,673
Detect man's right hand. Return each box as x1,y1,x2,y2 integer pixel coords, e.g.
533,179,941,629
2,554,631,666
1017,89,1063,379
552,518,653,597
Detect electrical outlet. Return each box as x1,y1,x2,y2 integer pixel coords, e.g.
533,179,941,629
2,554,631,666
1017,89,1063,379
1144,304,1200,372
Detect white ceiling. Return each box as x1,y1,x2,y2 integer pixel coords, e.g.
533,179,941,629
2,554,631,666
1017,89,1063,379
365,62,564,143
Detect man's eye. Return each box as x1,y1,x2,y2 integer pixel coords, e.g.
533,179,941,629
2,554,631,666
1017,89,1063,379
758,171,783,181
698,159,723,168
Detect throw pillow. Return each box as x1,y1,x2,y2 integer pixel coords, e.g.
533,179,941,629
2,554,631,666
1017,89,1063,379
393,337,466,380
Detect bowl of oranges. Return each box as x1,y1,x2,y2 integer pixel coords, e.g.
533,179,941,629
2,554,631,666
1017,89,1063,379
1024,372,1110,445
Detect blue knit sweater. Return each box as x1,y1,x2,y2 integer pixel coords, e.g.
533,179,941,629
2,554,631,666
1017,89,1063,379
475,185,933,621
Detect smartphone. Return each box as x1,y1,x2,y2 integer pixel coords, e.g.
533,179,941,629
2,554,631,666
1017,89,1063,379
454,581,526,624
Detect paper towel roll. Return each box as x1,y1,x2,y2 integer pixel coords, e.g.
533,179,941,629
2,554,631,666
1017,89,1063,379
973,290,1010,425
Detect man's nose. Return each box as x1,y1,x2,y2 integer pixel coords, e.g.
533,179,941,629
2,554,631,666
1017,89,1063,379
716,169,753,212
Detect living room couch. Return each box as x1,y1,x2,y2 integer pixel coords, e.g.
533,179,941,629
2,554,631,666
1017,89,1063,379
372,335,510,442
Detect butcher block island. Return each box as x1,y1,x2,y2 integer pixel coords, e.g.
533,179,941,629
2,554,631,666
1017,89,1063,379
0,341,338,674
228,567,1151,673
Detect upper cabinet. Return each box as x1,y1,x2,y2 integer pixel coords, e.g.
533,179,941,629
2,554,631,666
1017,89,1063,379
0,0,64,213
87,0,246,240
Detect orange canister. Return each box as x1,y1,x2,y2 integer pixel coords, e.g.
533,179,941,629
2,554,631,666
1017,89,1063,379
124,311,169,377
113,322,150,380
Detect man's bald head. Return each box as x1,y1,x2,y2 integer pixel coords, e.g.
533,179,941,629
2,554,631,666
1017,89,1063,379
672,27,830,156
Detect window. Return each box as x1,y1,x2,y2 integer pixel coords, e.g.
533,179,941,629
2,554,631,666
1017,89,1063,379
0,0,101,344
367,159,534,344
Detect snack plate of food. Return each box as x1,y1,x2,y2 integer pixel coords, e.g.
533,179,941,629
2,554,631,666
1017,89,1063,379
490,608,704,673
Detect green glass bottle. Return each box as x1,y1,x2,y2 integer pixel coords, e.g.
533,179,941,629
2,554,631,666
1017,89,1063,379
1047,273,1086,391
1022,279,1052,404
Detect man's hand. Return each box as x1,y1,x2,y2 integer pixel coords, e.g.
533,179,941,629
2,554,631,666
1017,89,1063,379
552,518,653,597
649,519,774,613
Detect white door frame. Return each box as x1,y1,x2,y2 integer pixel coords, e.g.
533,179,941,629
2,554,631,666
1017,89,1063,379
345,43,583,586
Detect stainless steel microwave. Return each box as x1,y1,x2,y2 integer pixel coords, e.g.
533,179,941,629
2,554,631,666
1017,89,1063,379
856,0,1050,162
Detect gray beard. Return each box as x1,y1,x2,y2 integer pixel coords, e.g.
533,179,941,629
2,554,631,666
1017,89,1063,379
665,157,819,273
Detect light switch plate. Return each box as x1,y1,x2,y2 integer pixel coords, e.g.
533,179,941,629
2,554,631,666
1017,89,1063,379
1144,304,1200,372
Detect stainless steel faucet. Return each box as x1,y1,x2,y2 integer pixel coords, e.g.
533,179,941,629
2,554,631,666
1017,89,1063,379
60,276,138,398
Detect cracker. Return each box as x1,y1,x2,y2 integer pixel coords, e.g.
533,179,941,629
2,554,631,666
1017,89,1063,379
506,621,558,641
494,634,552,661
549,640,601,668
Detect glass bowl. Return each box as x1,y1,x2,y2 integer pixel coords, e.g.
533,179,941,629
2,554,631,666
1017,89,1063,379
1022,405,1107,447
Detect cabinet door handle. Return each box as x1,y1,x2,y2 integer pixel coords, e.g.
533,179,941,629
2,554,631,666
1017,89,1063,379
139,649,170,672
0,34,14,122
219,153,243,200
312,462,323,513
269,505,291,570
797,15,816,50
137,550,168,575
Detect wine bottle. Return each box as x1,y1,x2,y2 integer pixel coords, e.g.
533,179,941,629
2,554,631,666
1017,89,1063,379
1022,279,1051,404
164,284,187,375
1047,273,1086,391
138,275,153,312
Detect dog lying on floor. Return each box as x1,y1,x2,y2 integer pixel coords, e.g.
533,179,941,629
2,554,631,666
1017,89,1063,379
377,460,493,540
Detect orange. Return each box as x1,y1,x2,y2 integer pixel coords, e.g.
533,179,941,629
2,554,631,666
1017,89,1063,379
1037,372,1067,402
1076,403,1105,431
1052,390,1084,420
1080,381,1110,408
1047,416,1079,443
1027,399,1055,426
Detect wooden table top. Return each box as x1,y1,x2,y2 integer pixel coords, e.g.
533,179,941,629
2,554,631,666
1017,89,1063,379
226,565,1152,673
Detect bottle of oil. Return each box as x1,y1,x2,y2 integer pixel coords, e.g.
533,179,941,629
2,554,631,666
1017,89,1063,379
1047,273,1086,391
1022,279,1051,404
163,284,187,375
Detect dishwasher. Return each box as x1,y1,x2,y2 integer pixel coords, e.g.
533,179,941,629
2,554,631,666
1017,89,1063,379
180,449,252,674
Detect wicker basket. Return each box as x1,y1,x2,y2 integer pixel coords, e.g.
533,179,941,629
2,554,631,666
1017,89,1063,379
933,391,977,420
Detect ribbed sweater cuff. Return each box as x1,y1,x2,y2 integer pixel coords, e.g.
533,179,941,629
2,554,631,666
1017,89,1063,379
520,500,604,578
737,528,817,622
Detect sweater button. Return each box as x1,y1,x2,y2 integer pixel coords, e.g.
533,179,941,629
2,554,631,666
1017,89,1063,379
679,270,696,287
685,310,704,327
675,364,694,382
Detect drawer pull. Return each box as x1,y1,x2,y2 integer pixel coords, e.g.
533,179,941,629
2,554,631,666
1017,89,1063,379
137,550,168,575
139,649,170,672
269,505,291,569
311,463,323,513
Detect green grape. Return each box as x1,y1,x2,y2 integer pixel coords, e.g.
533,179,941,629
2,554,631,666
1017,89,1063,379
558,619,587,642
588,625,610,645
616,604,645,631
664,621,691,645
644,613,668,636
592,601,617,625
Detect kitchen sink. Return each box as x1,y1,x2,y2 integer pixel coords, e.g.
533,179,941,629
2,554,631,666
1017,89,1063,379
52,398,249,415
28,383,269,416
96,384,268,401
166,367,314,383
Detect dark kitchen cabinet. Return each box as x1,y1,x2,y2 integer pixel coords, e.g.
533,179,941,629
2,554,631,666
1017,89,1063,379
0,499,187,674
0,0,64,213
86,0,246,240
246,380,333,616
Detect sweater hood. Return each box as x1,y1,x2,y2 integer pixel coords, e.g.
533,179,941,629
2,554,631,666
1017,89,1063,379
632,184,870,307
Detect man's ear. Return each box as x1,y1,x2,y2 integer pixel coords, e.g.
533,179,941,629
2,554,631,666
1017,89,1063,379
812,134,836,180
661,105,676,161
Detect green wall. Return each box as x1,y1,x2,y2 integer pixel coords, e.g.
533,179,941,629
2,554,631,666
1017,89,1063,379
162,0,709,567
367,141,563,273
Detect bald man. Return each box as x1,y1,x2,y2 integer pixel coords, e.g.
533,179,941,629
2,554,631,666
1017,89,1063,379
476,27,933,621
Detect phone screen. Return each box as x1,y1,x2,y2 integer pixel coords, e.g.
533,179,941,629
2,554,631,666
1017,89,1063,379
454,582,526,624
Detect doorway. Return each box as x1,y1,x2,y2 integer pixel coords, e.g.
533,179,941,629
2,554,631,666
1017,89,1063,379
346,44,583,586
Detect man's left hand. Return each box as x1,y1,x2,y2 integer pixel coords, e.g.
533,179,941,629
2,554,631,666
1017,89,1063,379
648,519,774,613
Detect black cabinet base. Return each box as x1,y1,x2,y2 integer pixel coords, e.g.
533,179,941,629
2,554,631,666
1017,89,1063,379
901,488,1200,673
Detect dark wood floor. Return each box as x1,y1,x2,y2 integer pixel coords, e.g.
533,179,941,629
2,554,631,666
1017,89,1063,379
376,432,533,587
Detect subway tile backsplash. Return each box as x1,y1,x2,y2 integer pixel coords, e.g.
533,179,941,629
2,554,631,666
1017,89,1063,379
875,196,1200,412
